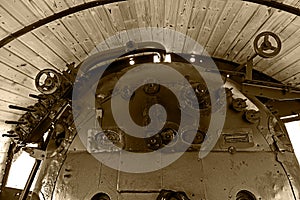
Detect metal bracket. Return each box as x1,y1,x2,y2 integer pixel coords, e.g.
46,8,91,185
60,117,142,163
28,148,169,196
242,80,300,100
273,136,293,152
24,147,46,160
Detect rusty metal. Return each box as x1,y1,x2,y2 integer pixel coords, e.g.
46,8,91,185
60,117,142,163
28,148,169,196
244,109,260,124
231,98,248,112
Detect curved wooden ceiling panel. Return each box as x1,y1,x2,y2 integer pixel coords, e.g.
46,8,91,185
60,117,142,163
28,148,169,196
0,0,299,133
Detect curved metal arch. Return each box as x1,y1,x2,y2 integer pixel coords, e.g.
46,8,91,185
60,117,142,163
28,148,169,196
243,0,300,16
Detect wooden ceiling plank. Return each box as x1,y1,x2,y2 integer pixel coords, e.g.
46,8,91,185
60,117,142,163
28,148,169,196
0,6,24,34
92,6,117,40
176,0,195,33
75,10,110,52
226,5,272,61
280,71,300,86
63,0,105,51
174,0,195,53
263,42,300,76
43,0,70,13
0,75,36,96
0,62,34,88
164,0,180,52
196,0,227,55
149,0,165,44
289,0,300,8
0,48,39,78
0,27,9,40
205,0,243,56
61,14,98,53
32,26,81,64
93,5,123,48
0,88,34,108
266,44,300,77
164,0,180,29
7,39,61,72
0,0,38,26
21,0,50,19
118,1,142,42
0,97,35,108
46,20,88,61
104,2,130,45
64,0,86,6
272,59,300,82
0,109,22,123
0,89,33,105
183,0,210,53
213,2,259,59
0,105,23,116
0,111,22,123
86,8,115,50
185,0,210,40
18,33,67,71
62,0,106,52
22,0,55,18
0,80,35,106
133,0,152,41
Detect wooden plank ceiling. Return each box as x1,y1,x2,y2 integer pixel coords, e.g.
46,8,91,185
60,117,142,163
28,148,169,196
0,0,299,133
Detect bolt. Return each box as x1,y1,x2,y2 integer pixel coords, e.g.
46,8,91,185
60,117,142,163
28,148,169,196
228,146,236,154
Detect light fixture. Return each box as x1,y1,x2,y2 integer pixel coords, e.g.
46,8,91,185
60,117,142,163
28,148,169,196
164,54,171,63
129,58,135,65
153,54,160,63
190,55,196,63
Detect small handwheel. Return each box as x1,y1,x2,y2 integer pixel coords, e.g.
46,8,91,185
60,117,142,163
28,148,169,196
254,31,281,58
244,109,260,124
35,69,61,94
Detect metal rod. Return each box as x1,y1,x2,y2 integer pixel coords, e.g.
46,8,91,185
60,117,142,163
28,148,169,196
29,94,46,100
7,130,14,134
2,134,18,137
243,0,300,16
9,105,36,112
5,121,27,125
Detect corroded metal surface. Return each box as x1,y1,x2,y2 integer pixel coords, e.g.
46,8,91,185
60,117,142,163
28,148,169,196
33,77,300,200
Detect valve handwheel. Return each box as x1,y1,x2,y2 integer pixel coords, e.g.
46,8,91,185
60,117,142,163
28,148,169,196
35,69,61,94
254,31,281,58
